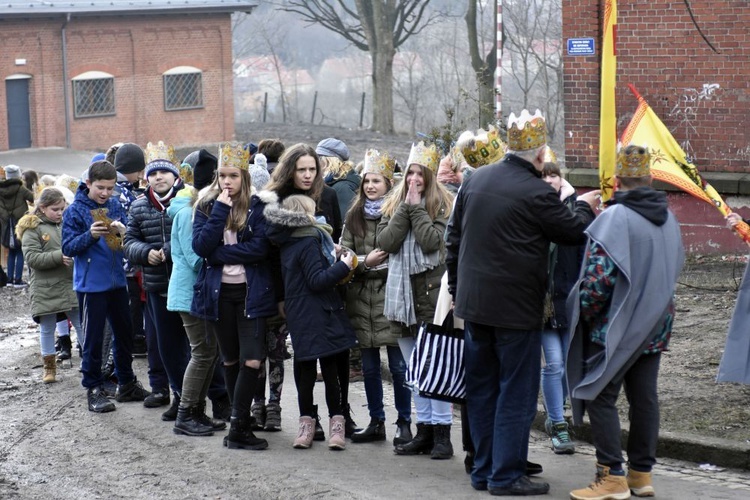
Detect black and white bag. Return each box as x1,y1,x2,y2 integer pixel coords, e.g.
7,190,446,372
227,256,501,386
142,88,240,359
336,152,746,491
406,311,466,404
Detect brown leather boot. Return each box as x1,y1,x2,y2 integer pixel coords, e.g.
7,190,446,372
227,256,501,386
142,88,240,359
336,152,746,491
42,355,57,384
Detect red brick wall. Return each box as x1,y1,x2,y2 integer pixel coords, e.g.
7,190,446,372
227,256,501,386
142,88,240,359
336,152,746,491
0,14,235,151
562,0,750,173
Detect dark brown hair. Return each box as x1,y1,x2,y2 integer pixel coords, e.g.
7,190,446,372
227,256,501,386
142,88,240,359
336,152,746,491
257,138,286,163
264,143,323,202
88,160,117,182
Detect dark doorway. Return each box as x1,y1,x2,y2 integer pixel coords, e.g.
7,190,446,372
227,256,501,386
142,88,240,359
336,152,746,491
6,78,31,149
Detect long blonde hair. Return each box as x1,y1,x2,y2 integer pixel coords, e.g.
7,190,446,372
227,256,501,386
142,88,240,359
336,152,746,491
195,167,253,231
381,164,453,220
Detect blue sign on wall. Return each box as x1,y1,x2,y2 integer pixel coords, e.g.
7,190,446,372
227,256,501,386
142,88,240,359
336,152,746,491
567,38,596,56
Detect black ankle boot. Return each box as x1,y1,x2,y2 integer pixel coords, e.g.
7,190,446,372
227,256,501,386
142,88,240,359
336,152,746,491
226,416,268,450
342,404,361,438
173,406,214,437
57,335,72,361
161,393,180,421
351,418,386,443
394,423,434,455
312,404,325,441
430,424,454,459
393,417,412,446
196,401,227,431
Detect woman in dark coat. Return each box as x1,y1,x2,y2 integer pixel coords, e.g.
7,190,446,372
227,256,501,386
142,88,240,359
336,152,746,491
264,194,356,450
0,165,34,287
260,143,358,440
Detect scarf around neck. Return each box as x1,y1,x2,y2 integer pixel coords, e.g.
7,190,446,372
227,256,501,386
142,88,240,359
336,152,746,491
384,225,441,326
364,198,384,219
147,181,180,212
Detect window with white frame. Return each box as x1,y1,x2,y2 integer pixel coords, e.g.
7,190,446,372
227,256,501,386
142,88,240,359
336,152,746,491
163,66,203,111
73,71,115,118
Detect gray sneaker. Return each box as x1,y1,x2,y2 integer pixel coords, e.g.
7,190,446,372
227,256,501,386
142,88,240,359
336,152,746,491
548,420,575,455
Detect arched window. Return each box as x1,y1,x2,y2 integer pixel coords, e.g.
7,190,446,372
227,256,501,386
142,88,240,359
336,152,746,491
163,66,203,111
72,71,115,118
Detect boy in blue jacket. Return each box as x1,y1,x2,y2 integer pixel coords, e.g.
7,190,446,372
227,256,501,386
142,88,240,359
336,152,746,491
62,160,150,413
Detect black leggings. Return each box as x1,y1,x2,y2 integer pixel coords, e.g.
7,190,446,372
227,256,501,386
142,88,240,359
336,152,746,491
294,350,349,418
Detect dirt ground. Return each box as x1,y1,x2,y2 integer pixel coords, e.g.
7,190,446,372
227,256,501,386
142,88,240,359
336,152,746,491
1,123,749,498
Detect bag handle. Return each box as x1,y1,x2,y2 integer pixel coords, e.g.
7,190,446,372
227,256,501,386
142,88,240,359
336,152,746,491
441,310,455,331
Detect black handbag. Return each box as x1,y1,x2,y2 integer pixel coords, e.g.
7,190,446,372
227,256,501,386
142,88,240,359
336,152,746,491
406,311,466,404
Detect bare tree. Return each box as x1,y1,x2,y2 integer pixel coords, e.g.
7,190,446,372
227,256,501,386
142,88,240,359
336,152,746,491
465,0,496,127
501,0,563,149
281,0,440,133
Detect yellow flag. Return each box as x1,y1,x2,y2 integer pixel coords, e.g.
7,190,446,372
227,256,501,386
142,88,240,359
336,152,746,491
621,85,750,243
599,0,617,201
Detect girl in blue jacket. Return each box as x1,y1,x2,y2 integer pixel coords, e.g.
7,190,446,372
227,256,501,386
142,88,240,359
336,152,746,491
191,143,276,451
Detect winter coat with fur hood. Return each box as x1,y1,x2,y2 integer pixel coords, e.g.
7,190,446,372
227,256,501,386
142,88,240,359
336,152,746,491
190,193,276,322
264,200,357,362
18,213,78,320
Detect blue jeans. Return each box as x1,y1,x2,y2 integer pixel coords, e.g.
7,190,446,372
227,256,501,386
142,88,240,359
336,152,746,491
464,322,541,489
39,310,82,356
7,247,23,281
361,346,412,421
79,289,135,389
541,328,567,423
143,300,168,391
146,292,190,395
397,336,452,424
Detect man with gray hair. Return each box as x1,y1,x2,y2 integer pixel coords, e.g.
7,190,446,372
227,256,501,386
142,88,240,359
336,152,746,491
446,109,599,496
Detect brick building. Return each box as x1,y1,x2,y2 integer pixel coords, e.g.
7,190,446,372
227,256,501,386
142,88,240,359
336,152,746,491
0,0,256,151
562,1,750,253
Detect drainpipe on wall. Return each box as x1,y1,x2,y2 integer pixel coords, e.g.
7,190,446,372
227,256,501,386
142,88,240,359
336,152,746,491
61,13,71,149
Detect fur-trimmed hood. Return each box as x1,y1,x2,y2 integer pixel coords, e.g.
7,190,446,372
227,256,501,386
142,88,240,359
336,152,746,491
263,202,314,229
15,212,48,240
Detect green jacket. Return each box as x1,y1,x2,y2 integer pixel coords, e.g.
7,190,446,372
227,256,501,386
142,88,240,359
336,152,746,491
376,202,447,336
341,217,397,348
18,213,78,320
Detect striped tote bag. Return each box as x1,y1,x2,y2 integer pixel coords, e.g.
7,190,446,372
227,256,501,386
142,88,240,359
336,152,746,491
406,311,466,404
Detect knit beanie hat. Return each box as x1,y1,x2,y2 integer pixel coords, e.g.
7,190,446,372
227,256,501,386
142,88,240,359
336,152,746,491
249,154,270,191
144,141,180,178
193,149,218,191
4,165,21,180
115,143,146,174
316,138,350,161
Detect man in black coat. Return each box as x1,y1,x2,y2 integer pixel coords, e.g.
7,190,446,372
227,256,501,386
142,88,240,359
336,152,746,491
445,110,599,496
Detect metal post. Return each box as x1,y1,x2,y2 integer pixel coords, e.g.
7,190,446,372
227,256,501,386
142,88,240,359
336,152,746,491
311,91,318,124
263,92,267,123
359,92,366,128
496,0,503,124
62,13,72,148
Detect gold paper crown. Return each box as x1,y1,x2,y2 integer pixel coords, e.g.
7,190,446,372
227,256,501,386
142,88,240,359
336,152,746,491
179,163,194,185
616,143,651,177
406,141,440,173
544,146,557,164
507,109,547,151
0,166,5,179
458,126,507,168
218,142,250,171
363,149,395,181
145,141,178,166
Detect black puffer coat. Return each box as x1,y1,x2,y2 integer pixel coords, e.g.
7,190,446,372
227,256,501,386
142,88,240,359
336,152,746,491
124,183,185,293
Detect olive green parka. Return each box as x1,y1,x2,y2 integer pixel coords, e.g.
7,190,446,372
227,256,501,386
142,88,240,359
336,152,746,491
376,201,447,336
17,213,78,320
